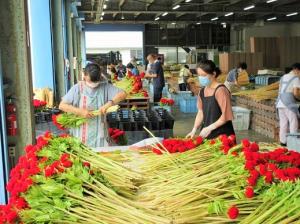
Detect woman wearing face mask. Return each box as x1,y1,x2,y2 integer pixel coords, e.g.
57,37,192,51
186,60,235,139
59,63,127,147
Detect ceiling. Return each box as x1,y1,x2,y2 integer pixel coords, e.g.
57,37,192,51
78,0,300,25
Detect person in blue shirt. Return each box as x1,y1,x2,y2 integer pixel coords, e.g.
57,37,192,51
126,63,139,76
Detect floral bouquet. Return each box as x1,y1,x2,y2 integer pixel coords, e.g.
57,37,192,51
33,99,47,113
108,128,128,146
159,98,175,107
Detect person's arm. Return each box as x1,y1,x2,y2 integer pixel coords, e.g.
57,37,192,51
186,96,204,138
293,87,300,100
99,87,127,114
144,73,157,78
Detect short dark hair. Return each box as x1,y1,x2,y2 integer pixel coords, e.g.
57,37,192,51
84,63,101,82
292,63,300,70
126,63,134,69
285,67,292,74
196,60,221,77
184,64,189,69
238,62,247,70
110,67,117,73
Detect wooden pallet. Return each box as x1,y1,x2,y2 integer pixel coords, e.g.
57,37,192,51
119,97,150,110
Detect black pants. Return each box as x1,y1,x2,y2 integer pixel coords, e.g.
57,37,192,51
153,87,163,102
179,83,186,91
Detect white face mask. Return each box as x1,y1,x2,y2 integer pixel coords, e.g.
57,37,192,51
86,81,100,88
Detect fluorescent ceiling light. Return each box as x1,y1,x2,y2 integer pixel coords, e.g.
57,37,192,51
267,17,277,21
244,5,255,10
211,17,218,21
103,4,107,9
225,12,234,17
185,0,192,2
173,5,180,10
267,0,277,3
287,12,298,17
171,22,176,25
100,17,103,20
155,17,160,21
162,12,168,16
196,22,201,24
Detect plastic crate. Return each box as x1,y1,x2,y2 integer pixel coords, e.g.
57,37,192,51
232,106,251,131
179,96,198,113
167,91,192,106
255,75,280,86
287,134,300,152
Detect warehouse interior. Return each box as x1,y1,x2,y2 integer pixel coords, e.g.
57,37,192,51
0,0,300,222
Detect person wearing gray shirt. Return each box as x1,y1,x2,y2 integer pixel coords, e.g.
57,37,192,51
59,63,127,148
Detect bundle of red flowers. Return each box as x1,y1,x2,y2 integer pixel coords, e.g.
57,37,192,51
159,98,175,107
51,113,88,130
131,76,142,94
2,132,58,223
33,99,47,108
52,114,65,130
108,128,127,146
225,138,300,201
33,99,47,113
152,137,204,154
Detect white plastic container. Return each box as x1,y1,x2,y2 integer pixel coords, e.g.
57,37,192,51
287,134,300,152
232,106,251,131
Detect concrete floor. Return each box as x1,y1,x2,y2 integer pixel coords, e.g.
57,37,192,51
172,107,274,143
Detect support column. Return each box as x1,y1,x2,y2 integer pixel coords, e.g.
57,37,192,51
66,0,74,86
0,0,35,159
72,20,78,83
81,31,87,68
51,0,65,101
76,29,82,81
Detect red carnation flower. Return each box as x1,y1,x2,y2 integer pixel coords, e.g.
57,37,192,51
245,160,256,171
6,210,18,222
60,153,70,162
227,206,239,219
265,171,273,184
210,139,216,145
259,164,267,175
231,151,238,157
152,148,163,155
245,187,254,198
242,139,251,148
44,166,56,177
249,142,259,152
195,136,203,145
83,162,91,168
62,160,73,168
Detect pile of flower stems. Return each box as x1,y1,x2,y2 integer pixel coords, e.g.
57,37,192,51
117,140,300,224
51,137,141,198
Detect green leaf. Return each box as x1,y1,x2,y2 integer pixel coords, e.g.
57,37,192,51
207,200,226,215
40,182,65,197
233,190,244,199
